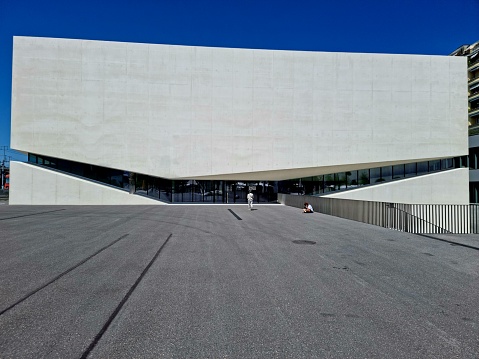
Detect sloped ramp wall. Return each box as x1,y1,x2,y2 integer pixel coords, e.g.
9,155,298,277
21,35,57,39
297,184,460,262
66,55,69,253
322,168,469,205
9,162,164,205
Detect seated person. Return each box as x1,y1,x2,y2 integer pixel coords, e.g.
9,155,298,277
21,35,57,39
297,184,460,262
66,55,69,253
303,202,314,213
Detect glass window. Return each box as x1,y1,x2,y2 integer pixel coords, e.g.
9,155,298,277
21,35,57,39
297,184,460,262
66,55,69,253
70,162,83,176
57,159,70,172
122,172,130,190
468,150,478,170
232,181,247,203
336,172,347,190
216,181,225,203
381,166,392,182
324,174,335,192
392,164,404,179
97,167,111,184
453,156,468,168
302,177,316,195
111,173,123,188
441,158,454,170
225,181,236,203
173,180,189,202
358,169,369,186
429,160,441,172
417,161,428,175
145,177,159,199
315,175,326,193
471,183,479,203
346,171,358,188
370,167,382,183
287,179,303,195
405,163,417,177
159,178,172,202
135,174,148,196
260,181,276,202
202,181,215,203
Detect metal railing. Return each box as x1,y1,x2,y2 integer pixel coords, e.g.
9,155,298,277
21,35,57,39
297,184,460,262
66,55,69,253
469,125,479,136
470,107,479,117
278,194,478,234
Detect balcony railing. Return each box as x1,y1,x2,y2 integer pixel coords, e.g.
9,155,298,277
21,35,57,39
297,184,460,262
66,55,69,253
470,107,479,117
469,92,479,102
469,124,479,136
468,61,479,72
469,76,479,87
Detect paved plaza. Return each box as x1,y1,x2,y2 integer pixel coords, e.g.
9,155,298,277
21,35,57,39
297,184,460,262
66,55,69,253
0,204,478,358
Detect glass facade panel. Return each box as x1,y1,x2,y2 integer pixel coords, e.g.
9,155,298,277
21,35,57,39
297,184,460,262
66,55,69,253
370,167,382,183
336,172,347,190
202,181,215,203
358,169,369,186
25,152,469,203
234,182,248,203
324,174,335,192
135,174,148,196
405,163,417,177
381,166,392,182
159,178,171,202
392,164,404,179
417,161,428,175
146,177,160,199
302,177,315,195
470,149,479,169
429,160,441,172
315,175,325,194
172,180,184,203
471,183,479,203
346,171,357,189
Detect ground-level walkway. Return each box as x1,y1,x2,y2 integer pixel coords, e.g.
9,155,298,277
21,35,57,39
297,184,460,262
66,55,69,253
0,205,478,358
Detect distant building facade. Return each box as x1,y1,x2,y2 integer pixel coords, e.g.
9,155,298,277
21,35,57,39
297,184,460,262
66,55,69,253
10,37,469,205
450,40,479,202
450,41,479,133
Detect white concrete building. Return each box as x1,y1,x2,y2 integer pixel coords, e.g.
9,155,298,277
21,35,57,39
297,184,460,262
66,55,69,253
10,36,469,205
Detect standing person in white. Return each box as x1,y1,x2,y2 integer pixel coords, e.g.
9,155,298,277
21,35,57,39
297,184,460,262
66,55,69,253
247,191,254,210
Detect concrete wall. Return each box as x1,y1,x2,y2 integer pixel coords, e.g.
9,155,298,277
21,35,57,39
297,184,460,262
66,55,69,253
11,36,468,181
278,169,469,207
323,168,469,205
9,162,163,205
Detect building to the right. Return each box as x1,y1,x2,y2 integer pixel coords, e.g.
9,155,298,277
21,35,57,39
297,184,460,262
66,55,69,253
450,40,479,202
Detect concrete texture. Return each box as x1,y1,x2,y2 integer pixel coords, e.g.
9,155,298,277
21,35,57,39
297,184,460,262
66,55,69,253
9,162,163,205
0,205,478,358
11,36,468,181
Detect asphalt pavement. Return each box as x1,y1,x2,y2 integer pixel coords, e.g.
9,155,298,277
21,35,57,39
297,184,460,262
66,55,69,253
0,204,478,358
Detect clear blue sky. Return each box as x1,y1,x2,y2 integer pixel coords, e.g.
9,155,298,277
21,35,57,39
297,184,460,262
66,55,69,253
1,0,478,163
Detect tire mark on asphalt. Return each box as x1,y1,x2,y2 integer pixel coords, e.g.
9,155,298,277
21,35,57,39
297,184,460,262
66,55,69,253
0,208,66,221
80,233,173,359
228,209,242,220
0,233,130,316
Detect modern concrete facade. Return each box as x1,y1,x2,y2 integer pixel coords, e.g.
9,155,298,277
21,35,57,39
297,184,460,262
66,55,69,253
10,36,469,205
